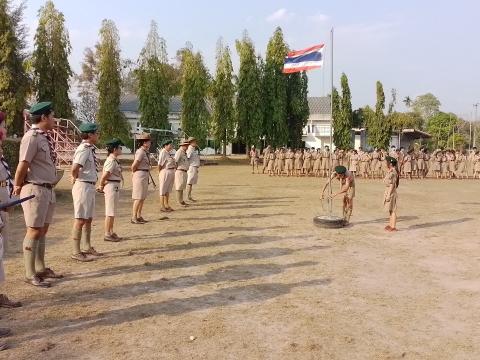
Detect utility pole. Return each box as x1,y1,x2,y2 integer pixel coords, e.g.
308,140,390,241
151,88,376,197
474,103,479,148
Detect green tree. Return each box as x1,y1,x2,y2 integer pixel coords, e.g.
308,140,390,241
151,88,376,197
427,112,459,148
180,47,210,145
412,93,441,122
286,71,309,148
32,0,73,118
211,39,235,156
235,31,264,150
333,73,353,149
367,81,390,149
0,0,29,134
96,19,130,144
331,87,343,147
263,27,288,146
137,20,171,130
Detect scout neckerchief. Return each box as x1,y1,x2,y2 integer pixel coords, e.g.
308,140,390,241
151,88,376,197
82,141,100,172
31,126,57,164
0,156,13,197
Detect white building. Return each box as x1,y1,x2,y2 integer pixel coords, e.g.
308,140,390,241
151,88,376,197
303,97,333,149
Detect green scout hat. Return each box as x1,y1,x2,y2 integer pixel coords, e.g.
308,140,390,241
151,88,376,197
79,122,98,133
161,139,173,147
386,156,398,166
334,165,347,174
105,138,124,147
29,102,53,115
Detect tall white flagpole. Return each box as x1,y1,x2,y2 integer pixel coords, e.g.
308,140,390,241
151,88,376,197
328,27,334,214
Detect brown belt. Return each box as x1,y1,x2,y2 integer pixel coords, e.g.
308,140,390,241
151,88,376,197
79,180,96,185
25,181,54,189
137,169,149,172
177,169,187,172
107,180,121,183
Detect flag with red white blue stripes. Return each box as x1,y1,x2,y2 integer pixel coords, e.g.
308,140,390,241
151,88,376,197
282,44,325,74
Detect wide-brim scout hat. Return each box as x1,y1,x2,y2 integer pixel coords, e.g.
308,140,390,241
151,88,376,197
105,138,124,147
136,133,151,140
30,102,53,116
180,140,190,146
79,122,98,133
187,137,197,143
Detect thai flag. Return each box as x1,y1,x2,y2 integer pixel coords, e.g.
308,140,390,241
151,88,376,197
283,44,325,74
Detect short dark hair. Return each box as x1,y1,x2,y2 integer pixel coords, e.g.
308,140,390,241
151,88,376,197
80,133,90,140
107,144,121,154
30,109,53,124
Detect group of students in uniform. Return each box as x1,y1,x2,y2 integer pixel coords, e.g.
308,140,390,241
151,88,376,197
250,144,480,180
0,102,202,350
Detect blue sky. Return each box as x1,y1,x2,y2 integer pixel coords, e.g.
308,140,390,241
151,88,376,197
18,0,480,118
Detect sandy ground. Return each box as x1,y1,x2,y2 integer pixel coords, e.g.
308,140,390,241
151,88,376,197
1,159,479,360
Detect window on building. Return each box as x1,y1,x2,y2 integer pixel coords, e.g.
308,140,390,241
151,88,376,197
307,125,311,133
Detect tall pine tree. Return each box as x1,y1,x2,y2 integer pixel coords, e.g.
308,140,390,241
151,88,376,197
180,47,210,145
367,81,390,149
331,87,344,147
286,71,309,148
335,73,353,149
0,0,29,134
32,0,73,118
137,20,171,130
235,31,264,150
211,39,235,156
263,27,288,146
96,19,130,144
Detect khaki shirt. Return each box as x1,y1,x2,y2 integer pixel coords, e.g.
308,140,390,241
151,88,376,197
103,155,122,181
19,128,57,184
135,148,151,171
73,141,98,182
187,145,201,167
158,149,176,169
175,148,189,170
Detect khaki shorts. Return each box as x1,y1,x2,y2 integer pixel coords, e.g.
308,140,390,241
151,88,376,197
187,166,199,185
250,158,258,166
384,191,397,213
72,181,96,219
20,183,55,228
159,169,175,196
104,182,120,217
175,170,187,191
132,171,149,200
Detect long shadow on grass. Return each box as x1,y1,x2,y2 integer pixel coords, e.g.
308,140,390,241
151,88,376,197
407,217,473,230
349,216,419,227
179,212,295,222
64,245,330,282
188,200,292,207
185,204,289,211
105,234,310,258
123,225,288,241
20,278,331,343
36,261,319,308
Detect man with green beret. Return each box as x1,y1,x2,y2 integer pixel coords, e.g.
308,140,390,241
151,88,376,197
321,165,356,223
14,102,62,287
69,122,102,261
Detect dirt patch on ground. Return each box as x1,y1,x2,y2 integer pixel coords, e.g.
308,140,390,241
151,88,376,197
2,163,480,359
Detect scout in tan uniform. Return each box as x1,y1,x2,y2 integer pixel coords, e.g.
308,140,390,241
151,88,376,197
383,156,400,232
303,149,311,176
321,146,330,178
14,102,63,287
186,137,200,201
447,150,456,179
403,150,413,180
249,145,259,174
285,148,294,177
456,150,468,179
262,145,271,174
175,140,190,206
267,150,276,176
276,148,285,176
432,149,442,179
98,139,123,240
321,165,355,223
158,140,176,211
312,149,321,177
294,149,303,177
131,133,152,223
70,123,101,262
474,151,480,179
349,150,359,174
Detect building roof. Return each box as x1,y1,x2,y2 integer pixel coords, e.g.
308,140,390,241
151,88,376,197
120,93,330,116
119,94,182,113
401,128,432,138
308,97,331,115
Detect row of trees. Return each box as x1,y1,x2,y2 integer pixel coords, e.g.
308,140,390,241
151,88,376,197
332,73,476,150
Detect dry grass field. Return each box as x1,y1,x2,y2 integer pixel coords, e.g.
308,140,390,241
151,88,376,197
1,158,479,359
